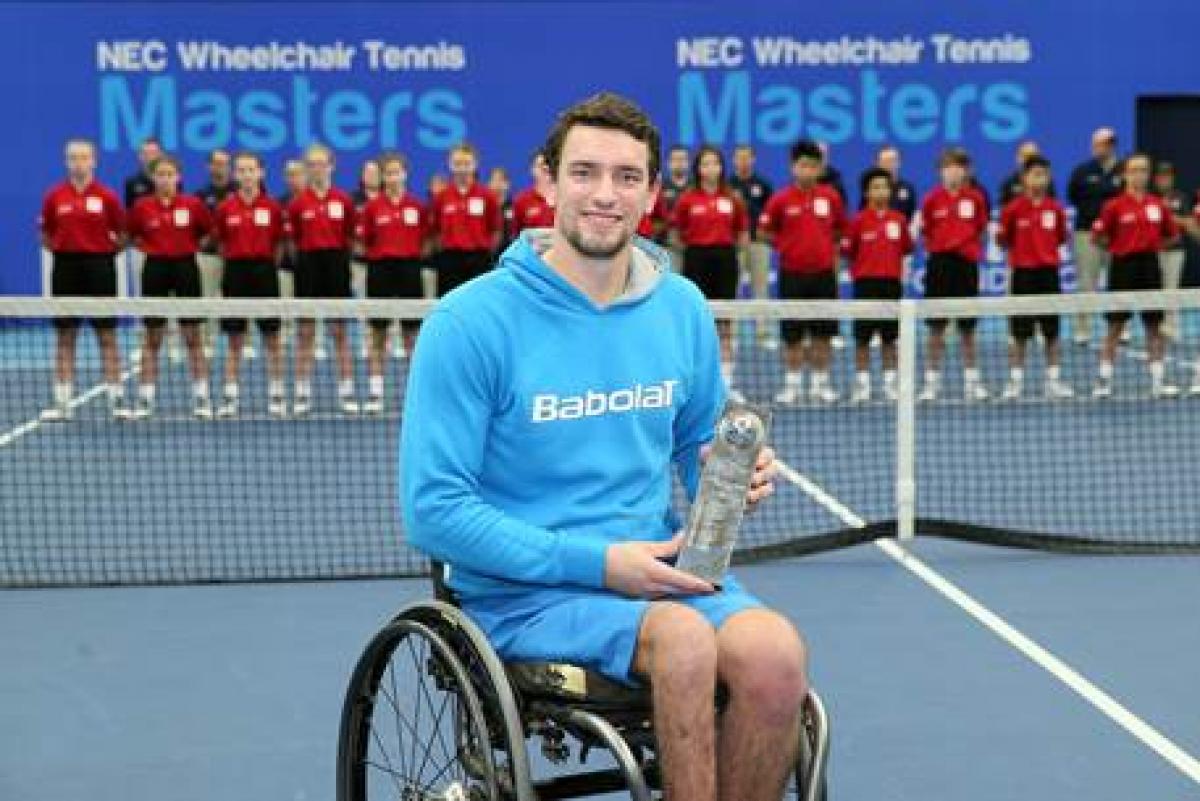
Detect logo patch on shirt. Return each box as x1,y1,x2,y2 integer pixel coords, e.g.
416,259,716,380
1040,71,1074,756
813,197,830,217
1041,211,1056,230
328,201,344,220
957,199,974,219
173,208,190,227
467,197,486,216
1145,205,1161,223
531,380,679,423
716,197,733,215
254,209,271,227
885,221,901,240
403,207,420,226
85,196,104,214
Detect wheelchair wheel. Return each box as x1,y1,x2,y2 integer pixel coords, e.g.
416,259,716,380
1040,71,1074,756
338,617,502,801
792,691,830,801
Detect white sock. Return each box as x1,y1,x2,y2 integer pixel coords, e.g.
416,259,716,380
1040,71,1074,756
1008,367,1023,384
883,369,896,387
267,380,284,399
924,369,940,386
223,382,239,400
295,380,312,399
106,383,124,403
193,380,209,399
369,375,385,397
1046,365,1061,381
1149,361,1165,383
785,370,803,388
856,372,870,389
1099,361,1113,380
964,367,981,384
138,384,155,402
812,371,830,389
53,382,73,405
338,378,355,398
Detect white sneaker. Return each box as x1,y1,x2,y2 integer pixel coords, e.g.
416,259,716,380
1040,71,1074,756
1000,381,1021,401
917,382,940,402
1151,382,1180,400
193,398,214,420
216,398,238,419
242,344,257,360
293,396,312,417
964,381,990,402
849,384,870,405
40,403,73,423
340,396,361,416
132,397,154,420
110,400,132,421
267,396,287,418
1045,380,1074,400
1092,378,1113,399
809,384,839,404
883,382,898,402
773,385,802,406
362,395,384,415
831,335,846,350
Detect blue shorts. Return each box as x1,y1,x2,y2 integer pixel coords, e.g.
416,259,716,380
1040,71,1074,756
462,576,763,686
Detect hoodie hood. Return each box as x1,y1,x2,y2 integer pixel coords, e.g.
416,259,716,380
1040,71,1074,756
497,227,670,312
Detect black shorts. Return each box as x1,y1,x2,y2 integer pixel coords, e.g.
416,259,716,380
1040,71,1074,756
221,258,281,334
367,258,424,330
1009,266,1062,342
142,255,202,328
924,252,979,332
852,277,902,344
437,249,493,296
50,252,117,330
778,270,838,343
1107,252,1163,326
683,245,739,300
295,248,352,299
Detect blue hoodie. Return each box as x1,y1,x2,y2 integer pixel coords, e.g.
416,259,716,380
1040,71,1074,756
400,230,723,601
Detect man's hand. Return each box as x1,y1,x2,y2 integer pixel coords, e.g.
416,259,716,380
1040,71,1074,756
604,533,714,599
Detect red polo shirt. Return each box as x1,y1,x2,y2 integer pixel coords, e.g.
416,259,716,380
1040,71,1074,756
672,187,748,248
360,192,426,260
1092,192,1179,256
510,187,555,235
758,184,846,274
127,193,212,257
39,180,124,254
920,185,987,262
213,192,286,261
287,187,356,252
998,195,1067,269
842,208,912,281
430,182,502,252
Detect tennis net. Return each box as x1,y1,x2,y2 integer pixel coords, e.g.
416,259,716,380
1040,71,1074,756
1,290,1198,587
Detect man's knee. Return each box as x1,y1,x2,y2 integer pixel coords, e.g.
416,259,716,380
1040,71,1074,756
635,602,718,683
717,609,808,723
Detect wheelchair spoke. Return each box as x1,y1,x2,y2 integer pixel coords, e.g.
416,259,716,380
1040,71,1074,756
412,669,456,782
365,723,407,799
378,662,412,777
403,635,427,783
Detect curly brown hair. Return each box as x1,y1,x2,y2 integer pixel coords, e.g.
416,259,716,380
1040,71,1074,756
542,92,661,182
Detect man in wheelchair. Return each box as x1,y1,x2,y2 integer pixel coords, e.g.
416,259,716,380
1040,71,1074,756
400,93,810,801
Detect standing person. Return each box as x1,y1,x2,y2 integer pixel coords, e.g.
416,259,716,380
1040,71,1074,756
1067,127,1123,344
843,168,913,403
918,147,990,402
211,152,288,417
759,139,846,404
998,141,1057,208
728,144,775,346
861,145,917,220
671,144,750,401
126,155,213,418
38,139,128,421
428,142,502,296
288,143,360,415
276,158,306,345
358,152,428,414
401,92,802,801
488,166,515,253
123,138,163,210
815,142,847,204
195,149,236,352
659,145,691,271
995,155,1074,401
1151,161,1188,339
351,158,384,359
1091,153,1181,399
510,151,556,236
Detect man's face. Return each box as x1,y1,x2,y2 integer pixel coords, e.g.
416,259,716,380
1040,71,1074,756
1024,165,1050,194
791,156,821,186
668,148,689,179
732,147,754,176
449,149,476,185
1092,133,1114,161
210,152,231,184
152,161,178,196
698,152,722,186
66,142,95,182
488,169,510,199
306,150,333,189
878,148,900,175
285,166,306,195
235,158,262,194
1124,157,1150,192
383,161,407,193
867,176,892,207
139,141,162,170
941,162,966,188
550,125,655,260
361,161,381,192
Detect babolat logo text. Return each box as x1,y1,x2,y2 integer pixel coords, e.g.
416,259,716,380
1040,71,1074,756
532,380,679,423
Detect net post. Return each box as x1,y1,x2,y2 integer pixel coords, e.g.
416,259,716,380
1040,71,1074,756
895,298,917,542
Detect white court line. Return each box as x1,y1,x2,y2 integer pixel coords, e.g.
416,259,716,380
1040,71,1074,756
0,364,137,449
774,459,1200,786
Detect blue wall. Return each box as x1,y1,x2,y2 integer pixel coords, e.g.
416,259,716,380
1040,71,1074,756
3,0,1198,293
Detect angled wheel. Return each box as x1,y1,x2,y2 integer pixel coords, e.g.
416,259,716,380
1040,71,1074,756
338,616,502,801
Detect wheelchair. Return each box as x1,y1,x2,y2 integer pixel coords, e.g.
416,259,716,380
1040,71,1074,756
337,562,830,801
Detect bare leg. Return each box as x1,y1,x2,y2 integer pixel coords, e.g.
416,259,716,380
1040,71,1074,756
224,331,244,387
368,325,387,385
264,331,283,384
55,326,78,384
1101,319,1124,366
854,344,869,373
140,325,165,387
881,342,897,372
717,319,734,367
296,320,316,383
633,603,718,801
331,320,353,382
716,609,808,801
1009,338,1027,371
783,342,804,372
960,329,977,370
926,327,946,372
1147,321,1166,364
96,328,122,385
810,337,832,372
181,323,207,384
